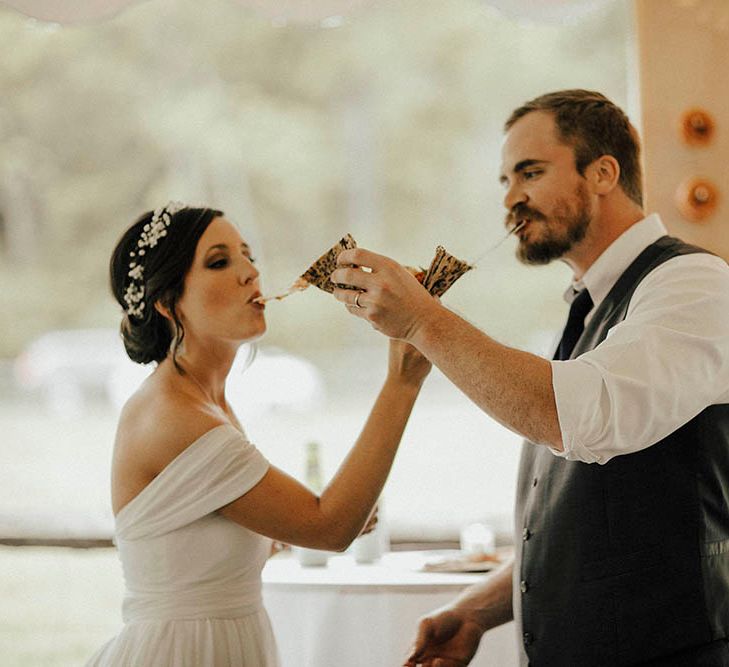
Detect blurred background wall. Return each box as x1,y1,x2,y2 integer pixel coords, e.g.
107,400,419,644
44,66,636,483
635,0,729,259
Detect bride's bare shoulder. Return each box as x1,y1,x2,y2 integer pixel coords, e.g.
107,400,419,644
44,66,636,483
114,372,225,477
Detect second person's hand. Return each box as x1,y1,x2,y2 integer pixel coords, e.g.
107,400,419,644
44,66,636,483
404,607,485,667
331,247,439,341
388,338,431,388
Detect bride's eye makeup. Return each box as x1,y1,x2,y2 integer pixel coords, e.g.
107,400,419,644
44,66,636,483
207,256,229,269
204,242,255,269
241,242,256,264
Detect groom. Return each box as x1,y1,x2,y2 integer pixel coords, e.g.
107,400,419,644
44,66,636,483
331,89,729,666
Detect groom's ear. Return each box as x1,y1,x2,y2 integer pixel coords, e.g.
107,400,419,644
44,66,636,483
588,155,620,195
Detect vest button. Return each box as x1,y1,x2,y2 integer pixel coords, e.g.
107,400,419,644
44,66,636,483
520,580,529,593
522,528,531,541
523,631,534,646
532,477,538,487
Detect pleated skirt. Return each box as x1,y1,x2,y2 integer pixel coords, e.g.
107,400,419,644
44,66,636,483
86,608,279,666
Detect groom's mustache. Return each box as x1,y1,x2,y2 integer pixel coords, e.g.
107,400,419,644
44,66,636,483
504,204,546,230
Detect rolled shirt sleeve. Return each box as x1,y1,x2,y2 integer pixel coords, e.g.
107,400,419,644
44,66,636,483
551,253,729,464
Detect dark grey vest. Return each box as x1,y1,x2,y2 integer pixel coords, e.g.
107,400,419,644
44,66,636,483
514,236,729,666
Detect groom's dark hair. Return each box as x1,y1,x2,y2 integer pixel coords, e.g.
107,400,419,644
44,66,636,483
505,89,643,207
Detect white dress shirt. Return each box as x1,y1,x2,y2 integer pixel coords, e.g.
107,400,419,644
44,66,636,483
551,213,729,464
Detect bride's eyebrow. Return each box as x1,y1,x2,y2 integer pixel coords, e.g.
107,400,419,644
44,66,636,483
205,242,252,255
206,243,229,254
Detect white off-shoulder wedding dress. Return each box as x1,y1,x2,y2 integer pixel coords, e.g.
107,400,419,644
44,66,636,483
86,424,280,666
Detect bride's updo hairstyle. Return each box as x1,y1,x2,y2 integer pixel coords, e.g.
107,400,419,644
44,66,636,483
110,205,223,365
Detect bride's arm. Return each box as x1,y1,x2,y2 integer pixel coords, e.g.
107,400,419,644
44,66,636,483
265,507,377,558
218,341,430,551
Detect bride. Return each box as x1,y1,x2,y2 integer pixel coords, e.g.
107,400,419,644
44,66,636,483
87,203,431,666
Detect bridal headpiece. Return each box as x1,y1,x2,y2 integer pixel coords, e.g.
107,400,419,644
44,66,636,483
123,201,186,318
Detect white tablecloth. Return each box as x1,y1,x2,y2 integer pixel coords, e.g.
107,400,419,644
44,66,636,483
262,551,518,667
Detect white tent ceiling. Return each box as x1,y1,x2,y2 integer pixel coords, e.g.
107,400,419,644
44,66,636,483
0,0,612,25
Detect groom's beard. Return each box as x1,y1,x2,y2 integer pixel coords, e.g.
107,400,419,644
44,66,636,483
511,183,592,265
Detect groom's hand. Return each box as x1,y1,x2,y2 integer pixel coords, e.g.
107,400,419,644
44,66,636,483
404,607,483,666
331,248,438,342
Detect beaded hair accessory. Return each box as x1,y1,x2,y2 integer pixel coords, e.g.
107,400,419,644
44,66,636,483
123,201,185,318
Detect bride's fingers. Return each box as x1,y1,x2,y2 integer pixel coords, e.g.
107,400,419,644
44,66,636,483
359,508,378,535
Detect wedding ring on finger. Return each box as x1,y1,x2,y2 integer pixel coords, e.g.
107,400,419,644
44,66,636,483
353,291,364,308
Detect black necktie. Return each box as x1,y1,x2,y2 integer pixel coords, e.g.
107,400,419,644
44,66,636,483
554,288,593,360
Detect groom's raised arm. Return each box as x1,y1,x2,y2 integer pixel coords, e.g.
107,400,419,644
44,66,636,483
330,248,562,449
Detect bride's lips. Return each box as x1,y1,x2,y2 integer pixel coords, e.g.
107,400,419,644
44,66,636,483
247,291,264,308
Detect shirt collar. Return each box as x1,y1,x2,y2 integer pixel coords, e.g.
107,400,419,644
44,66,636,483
563,213,667,307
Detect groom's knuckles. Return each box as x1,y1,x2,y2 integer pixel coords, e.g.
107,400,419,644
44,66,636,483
339,247,377,268
331,267,357,287
336,248,356,266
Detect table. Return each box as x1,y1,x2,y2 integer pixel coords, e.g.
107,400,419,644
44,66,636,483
262,550,518,667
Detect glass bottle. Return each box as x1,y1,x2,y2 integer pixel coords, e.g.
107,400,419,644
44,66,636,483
296,441,329,566
305,440,323,493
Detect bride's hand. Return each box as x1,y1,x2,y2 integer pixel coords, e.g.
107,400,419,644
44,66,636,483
269,541,290,558
388,338,432,388
358,506,379,537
